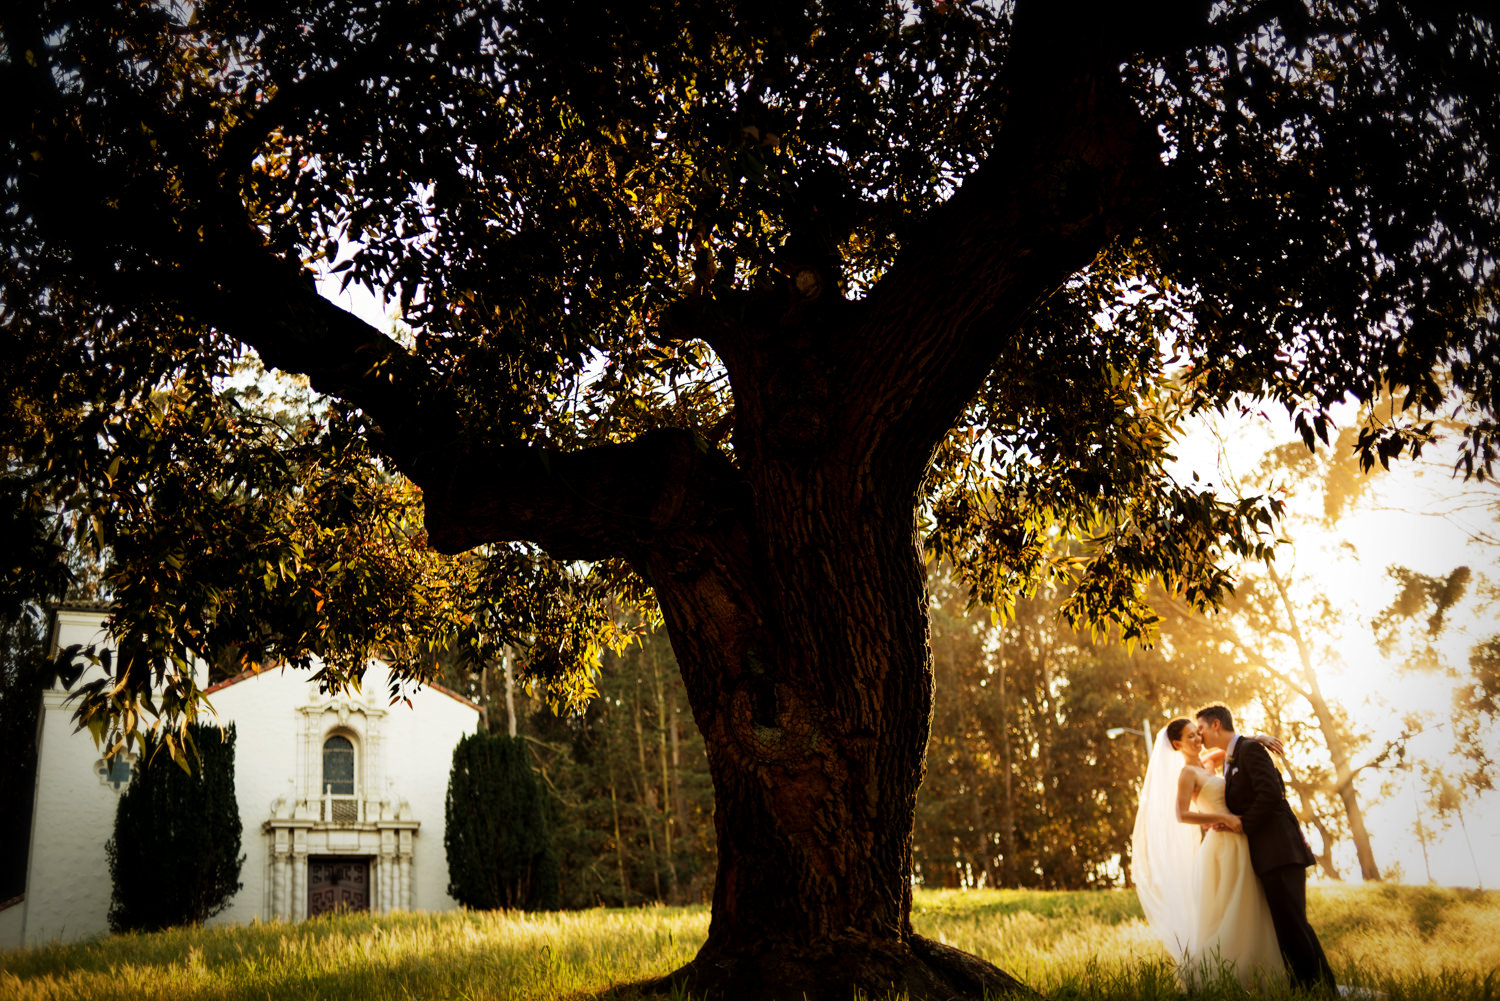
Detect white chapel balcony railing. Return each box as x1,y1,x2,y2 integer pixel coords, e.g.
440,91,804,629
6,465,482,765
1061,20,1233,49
320,786,363,823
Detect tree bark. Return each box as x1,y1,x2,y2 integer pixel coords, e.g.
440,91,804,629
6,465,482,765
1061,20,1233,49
637,477,1029,999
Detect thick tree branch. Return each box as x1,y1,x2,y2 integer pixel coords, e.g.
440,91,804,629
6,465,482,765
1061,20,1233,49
202,251,753,562
834,0,1167,483
419,427,751,562
167,217,752,565
210,5,447,183
7,62,442,460
9,48,754,566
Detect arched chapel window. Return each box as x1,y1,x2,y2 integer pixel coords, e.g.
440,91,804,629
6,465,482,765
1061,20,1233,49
322,735,357,821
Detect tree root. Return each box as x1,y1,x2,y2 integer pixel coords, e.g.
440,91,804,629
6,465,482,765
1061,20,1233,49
585,934,1038,1001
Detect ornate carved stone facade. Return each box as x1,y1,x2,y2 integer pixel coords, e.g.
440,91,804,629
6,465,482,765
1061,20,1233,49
260,688,424,920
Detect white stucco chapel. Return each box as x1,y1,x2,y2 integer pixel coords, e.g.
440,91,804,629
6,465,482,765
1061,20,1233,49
0,606,481,949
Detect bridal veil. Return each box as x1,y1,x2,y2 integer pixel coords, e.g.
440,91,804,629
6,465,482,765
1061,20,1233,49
1131,727,1200,959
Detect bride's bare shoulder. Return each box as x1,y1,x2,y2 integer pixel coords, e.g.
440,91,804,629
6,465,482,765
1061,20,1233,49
1177,763,1212,790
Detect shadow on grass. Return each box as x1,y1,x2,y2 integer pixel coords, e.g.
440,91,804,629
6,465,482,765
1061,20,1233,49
567,976,684,1001
914,889,1145,927
2,909,597,1001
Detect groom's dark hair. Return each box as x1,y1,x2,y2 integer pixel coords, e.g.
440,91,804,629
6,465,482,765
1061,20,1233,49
1195,704,1235,731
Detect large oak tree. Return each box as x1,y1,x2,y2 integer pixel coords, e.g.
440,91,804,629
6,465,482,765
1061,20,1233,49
3,1,1496,997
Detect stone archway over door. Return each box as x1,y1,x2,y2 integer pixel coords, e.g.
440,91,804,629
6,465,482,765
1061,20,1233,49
308,857,369,916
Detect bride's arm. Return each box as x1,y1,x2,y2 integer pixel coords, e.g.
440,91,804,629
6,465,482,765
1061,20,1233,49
1247,733,1286,756
1174,767,1238,828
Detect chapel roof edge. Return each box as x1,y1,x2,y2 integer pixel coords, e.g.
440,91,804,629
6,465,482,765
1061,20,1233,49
203,659,481,711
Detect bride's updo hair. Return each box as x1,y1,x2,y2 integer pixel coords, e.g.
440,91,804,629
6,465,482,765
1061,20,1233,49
1165,717,1192,747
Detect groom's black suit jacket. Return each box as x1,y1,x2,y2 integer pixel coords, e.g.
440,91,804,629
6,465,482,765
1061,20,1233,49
1222,736,1315,875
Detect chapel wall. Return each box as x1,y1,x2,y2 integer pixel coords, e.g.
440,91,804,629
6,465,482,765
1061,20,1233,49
378,669,481,912
23,609,126,946
203,668,301,929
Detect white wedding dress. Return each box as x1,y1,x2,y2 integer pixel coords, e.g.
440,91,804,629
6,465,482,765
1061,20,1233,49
1181,775,1284,989
1132,731,1285,990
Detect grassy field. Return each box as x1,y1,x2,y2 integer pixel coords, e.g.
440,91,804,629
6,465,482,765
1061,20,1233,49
2,884,1496,1000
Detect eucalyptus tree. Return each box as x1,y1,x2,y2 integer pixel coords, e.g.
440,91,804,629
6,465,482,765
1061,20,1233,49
3,2,1496,997
917,568,1258,892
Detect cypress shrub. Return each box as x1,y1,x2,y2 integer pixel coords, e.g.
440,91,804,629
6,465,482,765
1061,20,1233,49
0,617,49,900
106,723,244,932
445,731,559,910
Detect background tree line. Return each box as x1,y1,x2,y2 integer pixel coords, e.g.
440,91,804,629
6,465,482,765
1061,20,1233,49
439,628,718,908
452,566,1256,902
4,377,1493,903
6,493,1494,907
451,480,1499,906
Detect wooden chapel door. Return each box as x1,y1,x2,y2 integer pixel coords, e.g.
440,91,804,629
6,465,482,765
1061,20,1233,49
307,857,370,916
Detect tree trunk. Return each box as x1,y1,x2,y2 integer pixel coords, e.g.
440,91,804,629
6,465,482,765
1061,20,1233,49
631,685,663,901
502,647,518,739
607,758,630,905
651,642,680,903
1267,564,1381,880
408,19,1153,994
636,475,1028,999
998,652,1017,887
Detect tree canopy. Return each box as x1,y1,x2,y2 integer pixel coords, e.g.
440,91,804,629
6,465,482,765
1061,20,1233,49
5,1,1496,707
3,2,1497,997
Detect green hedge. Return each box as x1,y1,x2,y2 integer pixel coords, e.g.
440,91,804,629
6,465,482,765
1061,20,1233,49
445,731,559,910
106,723,244,932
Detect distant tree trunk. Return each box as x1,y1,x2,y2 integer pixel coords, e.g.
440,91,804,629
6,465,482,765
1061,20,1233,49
502,648,518,739
1267,564,1381,880
1409,763,1434,883
1451,798,1483,890
651,642,680,902
478,662,490,733
998,654,1017,887
631,686,663,901
607,759,630,904
669,699,687,874
1282,763,1342,880
971,792,990,889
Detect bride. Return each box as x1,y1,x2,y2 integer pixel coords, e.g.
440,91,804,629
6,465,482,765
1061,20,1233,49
1132,717,1285,989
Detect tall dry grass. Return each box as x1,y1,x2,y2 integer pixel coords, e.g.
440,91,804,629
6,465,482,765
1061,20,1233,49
915,882,1499,999
2,884,1494,1000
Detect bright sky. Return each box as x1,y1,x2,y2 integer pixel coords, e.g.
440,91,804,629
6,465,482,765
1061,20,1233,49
318,268,390,331
1172,409,1500,890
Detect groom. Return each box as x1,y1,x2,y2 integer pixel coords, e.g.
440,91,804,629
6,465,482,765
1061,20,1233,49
1195,704,1337,992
